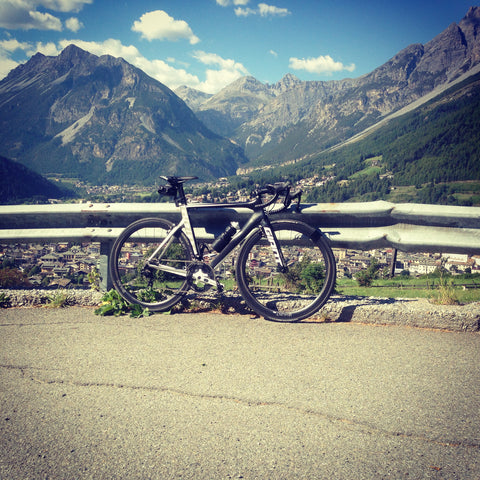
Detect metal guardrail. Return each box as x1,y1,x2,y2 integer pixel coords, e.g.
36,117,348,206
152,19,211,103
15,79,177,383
1,200,479,289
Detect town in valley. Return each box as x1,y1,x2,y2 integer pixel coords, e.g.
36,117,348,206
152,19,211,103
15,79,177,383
1,239,478,290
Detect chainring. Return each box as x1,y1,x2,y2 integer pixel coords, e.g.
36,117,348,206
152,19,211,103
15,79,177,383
187,262,216,292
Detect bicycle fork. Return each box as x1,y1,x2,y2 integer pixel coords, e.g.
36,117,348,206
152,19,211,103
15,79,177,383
261,219,288,273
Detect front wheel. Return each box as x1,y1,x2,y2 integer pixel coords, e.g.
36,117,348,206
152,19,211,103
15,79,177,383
110,218,193,312
236,220,336,322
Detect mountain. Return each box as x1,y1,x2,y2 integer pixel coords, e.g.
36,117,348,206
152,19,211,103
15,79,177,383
0,155,71,203
178,75,303,137
245,69,480,206
0,45,247,184
178,7,480,169
1,7,479,191
175,73,303,138
175,85,212,111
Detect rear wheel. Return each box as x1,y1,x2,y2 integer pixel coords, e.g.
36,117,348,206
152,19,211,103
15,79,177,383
110,218,193,311
236,220,336,322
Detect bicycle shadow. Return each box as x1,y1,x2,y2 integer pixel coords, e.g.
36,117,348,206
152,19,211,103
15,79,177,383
183,292,414,325
304,295,414,324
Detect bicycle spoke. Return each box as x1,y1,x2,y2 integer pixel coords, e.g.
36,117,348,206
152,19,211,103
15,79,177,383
110,218,193,311
237,221,335,321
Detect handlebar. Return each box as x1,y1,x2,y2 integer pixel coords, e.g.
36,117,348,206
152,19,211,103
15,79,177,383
157,175,302,212
252,182,302,213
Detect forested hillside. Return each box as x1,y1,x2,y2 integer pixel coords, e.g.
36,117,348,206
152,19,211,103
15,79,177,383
0,156,73,204
239,71,480,206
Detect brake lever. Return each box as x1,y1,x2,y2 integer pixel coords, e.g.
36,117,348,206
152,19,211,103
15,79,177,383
289,189,302,213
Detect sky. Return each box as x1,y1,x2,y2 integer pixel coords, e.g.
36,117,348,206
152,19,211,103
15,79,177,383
0,0,476,94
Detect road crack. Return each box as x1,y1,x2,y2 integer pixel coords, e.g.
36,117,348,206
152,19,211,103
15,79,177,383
2,364,478,452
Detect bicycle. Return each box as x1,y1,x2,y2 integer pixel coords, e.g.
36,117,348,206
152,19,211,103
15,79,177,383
109,176,336,322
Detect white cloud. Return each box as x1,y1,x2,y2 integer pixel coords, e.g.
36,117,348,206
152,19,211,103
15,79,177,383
0,38,31,53
258,3,290,17
38,0,92,13
65,17,83,32
28,41,60,56
0,38,31,78
217,0,250,5
289,55,355,75
235,7,256,16
0,54,19,78
0,0,91,30
269,49,278,57
235,2,290,17
192,50,249,93
0,6,62,31
132,10,199,45
137,57,200,91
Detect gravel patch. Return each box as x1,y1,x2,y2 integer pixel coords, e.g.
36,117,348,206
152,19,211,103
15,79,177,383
1,289,103,308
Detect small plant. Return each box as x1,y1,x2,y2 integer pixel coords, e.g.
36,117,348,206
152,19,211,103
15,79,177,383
0,292,11,308
87,267,101,291
430,274,460,305
129,303,152,318
45,289,74,308
95,289,152,317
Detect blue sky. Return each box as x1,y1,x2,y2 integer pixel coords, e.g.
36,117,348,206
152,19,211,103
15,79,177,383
0,1,475,93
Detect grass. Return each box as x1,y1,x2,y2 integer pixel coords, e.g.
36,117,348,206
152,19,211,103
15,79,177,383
349,166,383,179
336,276,480,304
0,292,11,308
386,181,480,206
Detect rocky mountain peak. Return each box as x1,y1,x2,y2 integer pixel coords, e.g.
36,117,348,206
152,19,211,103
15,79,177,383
464,5,480,20
273,73,301,92
175,85,212,110
207,75,270,100
58,43,93,62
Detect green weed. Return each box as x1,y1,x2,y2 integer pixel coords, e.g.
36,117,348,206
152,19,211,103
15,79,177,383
94,289,152,318
45,289,74,308
87,267,101,291
0,292,11,308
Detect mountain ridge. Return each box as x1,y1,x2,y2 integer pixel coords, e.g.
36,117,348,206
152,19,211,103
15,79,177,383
177,6,480,168
0,45,247,184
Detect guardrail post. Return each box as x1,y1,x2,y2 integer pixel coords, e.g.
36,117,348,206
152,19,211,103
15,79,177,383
389,248,398,278
98,240,114,291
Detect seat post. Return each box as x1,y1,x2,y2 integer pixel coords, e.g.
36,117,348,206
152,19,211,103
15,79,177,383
175,183,187,206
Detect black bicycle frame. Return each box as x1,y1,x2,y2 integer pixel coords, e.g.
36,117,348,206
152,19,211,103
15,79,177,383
181,203,287,271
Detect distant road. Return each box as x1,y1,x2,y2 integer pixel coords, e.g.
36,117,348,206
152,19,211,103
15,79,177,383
1,307,479,479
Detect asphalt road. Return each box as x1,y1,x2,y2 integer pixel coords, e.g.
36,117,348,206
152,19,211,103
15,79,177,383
1,307,479,479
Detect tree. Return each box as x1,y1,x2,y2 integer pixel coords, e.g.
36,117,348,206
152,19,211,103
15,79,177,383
355,257,380,287
0,268,30,288
300,262,325,293
282,256,325,293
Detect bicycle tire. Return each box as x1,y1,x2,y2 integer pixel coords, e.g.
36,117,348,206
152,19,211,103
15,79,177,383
236,220,336,322
110,218,194,312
